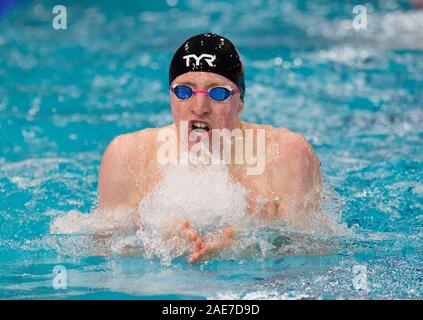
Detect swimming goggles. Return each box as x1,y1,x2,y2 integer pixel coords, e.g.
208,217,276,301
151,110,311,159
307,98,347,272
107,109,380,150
171,84,240,102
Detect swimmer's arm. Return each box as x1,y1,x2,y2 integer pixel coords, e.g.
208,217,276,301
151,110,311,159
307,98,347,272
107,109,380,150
273,133,323,228
97,136,141,229
88,205,142,257
98,136,131,210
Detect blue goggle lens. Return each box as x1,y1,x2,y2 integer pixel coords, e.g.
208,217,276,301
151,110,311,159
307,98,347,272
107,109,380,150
209,87,231,101
174,85,193,99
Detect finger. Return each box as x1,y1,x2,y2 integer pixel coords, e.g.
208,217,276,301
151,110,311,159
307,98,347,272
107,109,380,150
180,221,205,252
179,220,198,240
195,238,203,251
188,244,212,264
188,251,201,264
182,227,201,242
189,239,229,264
180,219,190,230
189,230,236,264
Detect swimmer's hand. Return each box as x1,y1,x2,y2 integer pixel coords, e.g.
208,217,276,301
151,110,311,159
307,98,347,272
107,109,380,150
176,219,235,264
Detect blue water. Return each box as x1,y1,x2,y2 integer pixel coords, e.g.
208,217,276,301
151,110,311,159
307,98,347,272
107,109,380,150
0,0,422,299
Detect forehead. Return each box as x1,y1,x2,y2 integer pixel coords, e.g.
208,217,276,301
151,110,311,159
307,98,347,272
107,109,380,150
172,72,235,88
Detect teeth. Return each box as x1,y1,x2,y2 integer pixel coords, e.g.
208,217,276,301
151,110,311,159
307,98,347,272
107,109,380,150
193,121,208,129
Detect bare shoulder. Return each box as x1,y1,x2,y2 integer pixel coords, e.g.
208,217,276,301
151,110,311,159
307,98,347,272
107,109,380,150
243,123,323,223
268,127,319,168
261,126,322,193
242,122,316,161
103,126,167,160
111,127,159,148
98,126,166,210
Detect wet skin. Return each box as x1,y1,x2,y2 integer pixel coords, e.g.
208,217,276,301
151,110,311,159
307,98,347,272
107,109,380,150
98,72,323,263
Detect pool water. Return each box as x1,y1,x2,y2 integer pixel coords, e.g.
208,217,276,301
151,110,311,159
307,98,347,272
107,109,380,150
0,0,422,299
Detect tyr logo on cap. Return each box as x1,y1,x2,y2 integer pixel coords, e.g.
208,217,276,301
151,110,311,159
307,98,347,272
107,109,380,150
183,54,216,67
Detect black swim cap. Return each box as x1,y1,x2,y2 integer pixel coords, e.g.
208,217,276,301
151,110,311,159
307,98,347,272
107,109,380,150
169,33,245,100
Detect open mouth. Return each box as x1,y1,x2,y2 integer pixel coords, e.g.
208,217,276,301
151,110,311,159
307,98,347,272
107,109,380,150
191,120,210,133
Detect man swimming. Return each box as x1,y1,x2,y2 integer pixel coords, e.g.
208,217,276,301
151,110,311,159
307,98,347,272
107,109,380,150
98,33,323,263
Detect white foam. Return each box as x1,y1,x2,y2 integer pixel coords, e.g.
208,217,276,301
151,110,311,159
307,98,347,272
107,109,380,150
50,209,135,235
138,163,248,231
48,163,351,263
211,290,313,300
135,163,249,263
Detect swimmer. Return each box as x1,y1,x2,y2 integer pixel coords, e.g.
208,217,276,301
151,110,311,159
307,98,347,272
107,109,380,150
98,33,324,263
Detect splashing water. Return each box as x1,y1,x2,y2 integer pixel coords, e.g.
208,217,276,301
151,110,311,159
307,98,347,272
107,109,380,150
139,163,249,230
49,162,351,264
1,0,421,299
136,163,249,263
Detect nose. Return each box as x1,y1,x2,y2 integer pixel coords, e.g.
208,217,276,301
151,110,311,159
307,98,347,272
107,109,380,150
190,92,211,117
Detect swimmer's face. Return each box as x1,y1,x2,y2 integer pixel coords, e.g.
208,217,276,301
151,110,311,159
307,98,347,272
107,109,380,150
170,72,243,140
